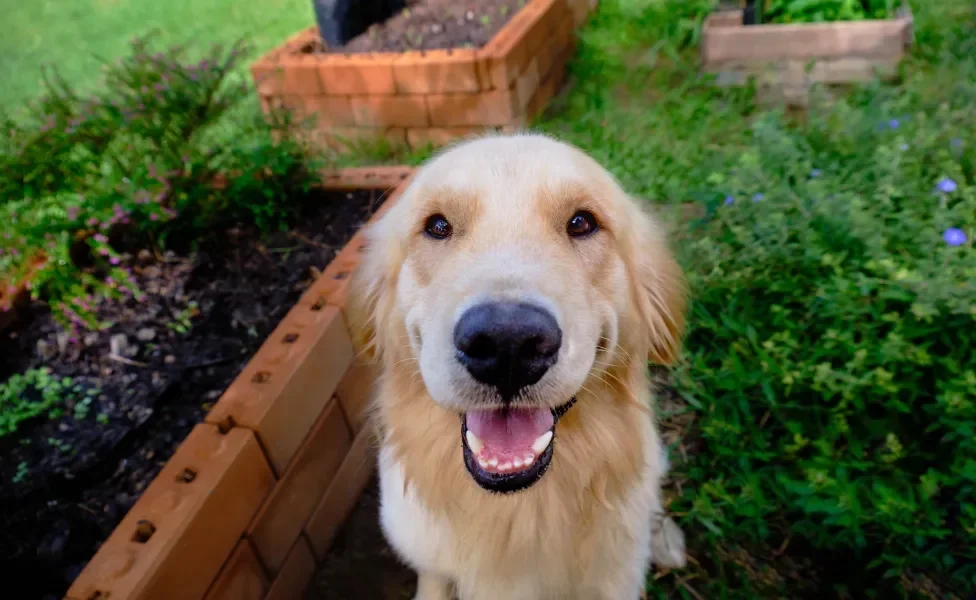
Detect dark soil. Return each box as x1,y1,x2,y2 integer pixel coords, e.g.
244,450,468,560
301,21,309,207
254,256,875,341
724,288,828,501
306,478,416,600
0,188,387,600
317,0,527,53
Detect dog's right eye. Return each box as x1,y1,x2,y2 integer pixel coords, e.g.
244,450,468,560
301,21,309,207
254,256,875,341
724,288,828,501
424,214,453,240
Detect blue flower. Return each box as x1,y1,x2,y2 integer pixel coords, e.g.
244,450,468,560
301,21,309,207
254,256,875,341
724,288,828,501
752,193,764,203
936,177,958,193
723,195,734,205
899,143,909,151
889,119,900,129
810,169,822,178
943,228,967,246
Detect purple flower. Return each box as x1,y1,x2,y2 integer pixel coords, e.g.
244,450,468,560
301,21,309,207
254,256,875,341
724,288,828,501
149,213,159,221
810,169,822,178
943,228,967,247
94,233,108,243
109,257,120,265
66,206,80,220
723,195,735,206
752,193,764,203
99,248,110,256
937,177,958,194
87,217,99,227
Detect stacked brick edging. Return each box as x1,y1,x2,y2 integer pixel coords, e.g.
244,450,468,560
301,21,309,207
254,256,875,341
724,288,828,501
701,6,914,105
250,0,598,150
66,166,413,600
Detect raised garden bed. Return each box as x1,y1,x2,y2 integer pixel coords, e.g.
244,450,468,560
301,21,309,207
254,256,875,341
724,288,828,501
0,167,412,600
250,0,596,151
702,5,914,105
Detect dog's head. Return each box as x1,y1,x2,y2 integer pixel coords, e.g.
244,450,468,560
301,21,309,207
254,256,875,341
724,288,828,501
348,134,685,494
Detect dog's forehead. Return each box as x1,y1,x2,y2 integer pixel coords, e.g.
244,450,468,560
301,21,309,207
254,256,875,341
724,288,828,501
415,135,598,207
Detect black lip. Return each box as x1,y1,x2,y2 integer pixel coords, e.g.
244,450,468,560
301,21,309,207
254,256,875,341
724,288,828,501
460,396,576,494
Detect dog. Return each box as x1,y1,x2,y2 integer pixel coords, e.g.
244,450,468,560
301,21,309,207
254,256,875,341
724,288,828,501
346,133,687,600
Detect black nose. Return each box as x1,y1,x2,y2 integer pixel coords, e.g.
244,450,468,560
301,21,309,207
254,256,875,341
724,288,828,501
453,301,562,400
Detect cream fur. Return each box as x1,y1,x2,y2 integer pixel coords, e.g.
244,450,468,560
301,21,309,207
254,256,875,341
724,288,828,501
346,133,687,600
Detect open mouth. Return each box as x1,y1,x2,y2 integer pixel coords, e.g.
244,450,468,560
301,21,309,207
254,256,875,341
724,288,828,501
461,397,576,493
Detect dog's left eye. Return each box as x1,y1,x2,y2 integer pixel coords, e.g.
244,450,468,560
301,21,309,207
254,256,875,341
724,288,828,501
424,214,453,239
567,210,598,238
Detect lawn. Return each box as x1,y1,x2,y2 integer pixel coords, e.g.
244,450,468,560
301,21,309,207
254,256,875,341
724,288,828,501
0,0,313,111
2,0,975,598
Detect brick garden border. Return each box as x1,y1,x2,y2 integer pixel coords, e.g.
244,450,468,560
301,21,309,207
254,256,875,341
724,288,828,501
250,0,598,151
65,166,413,600
701,6,914,105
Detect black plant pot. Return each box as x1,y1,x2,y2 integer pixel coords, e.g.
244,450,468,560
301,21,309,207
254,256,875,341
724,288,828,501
313,0,406,48
742,0,761,25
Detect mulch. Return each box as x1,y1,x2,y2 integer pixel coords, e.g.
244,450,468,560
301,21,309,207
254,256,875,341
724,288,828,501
306,477,417,600
320,0,527,53
0,188,387,600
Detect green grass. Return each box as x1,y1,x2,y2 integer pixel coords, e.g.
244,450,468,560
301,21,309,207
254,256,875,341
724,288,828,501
0,0,313,111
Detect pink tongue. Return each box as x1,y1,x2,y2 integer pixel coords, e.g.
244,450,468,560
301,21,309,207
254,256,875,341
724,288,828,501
466,407,554,460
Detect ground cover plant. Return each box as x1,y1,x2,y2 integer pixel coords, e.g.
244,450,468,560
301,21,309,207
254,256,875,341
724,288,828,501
534,0,975,597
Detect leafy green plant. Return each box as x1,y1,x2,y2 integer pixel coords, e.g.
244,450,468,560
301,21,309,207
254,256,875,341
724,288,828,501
0,34,324,331
0,368,75,437
762,0,900,24
672,77,976,597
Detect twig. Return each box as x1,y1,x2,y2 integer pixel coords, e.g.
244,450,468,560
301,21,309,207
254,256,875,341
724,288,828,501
773,536,792,556
107,353,149,367
676,577,705,600
288,230,332,249
185,356,233,370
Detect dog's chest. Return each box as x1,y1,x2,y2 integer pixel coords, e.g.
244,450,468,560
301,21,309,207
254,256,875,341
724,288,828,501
377,445,591,583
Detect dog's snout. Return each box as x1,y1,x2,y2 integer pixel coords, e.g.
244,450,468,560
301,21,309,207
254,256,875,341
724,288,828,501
453,301,561,399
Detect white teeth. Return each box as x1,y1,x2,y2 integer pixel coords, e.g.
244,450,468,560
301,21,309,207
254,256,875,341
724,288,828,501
488,458,498,467
531,431,554,455
513,457,523,468
478,458,489,469
465,430,484,454
500,462,513,472
523,454,535,464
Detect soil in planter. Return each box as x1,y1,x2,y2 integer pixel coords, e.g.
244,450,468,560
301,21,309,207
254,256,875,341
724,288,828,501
316,0,527,53
307,477,417,600
0,188,388,600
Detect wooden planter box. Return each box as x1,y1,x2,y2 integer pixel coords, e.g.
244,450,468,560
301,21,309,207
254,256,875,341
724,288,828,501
65,166,413,600
701,6,914,105
250,0,597,151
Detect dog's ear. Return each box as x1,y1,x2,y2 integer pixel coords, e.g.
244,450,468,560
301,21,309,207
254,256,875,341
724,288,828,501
624,201,687,366
345,217,402,364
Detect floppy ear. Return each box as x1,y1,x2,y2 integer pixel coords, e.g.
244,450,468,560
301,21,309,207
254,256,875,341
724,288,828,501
345,217,403,364
624,201,688,366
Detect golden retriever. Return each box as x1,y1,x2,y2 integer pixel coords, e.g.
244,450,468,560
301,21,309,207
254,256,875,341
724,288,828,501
346,133,687,600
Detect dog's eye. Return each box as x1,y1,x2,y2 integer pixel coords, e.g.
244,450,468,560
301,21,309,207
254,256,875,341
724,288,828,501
424,214,453,239
567,211,598,238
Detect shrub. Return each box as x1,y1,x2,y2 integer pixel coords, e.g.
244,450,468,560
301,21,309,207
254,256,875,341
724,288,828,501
0,35,323,331
672,69,976,596
763,0,901,24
